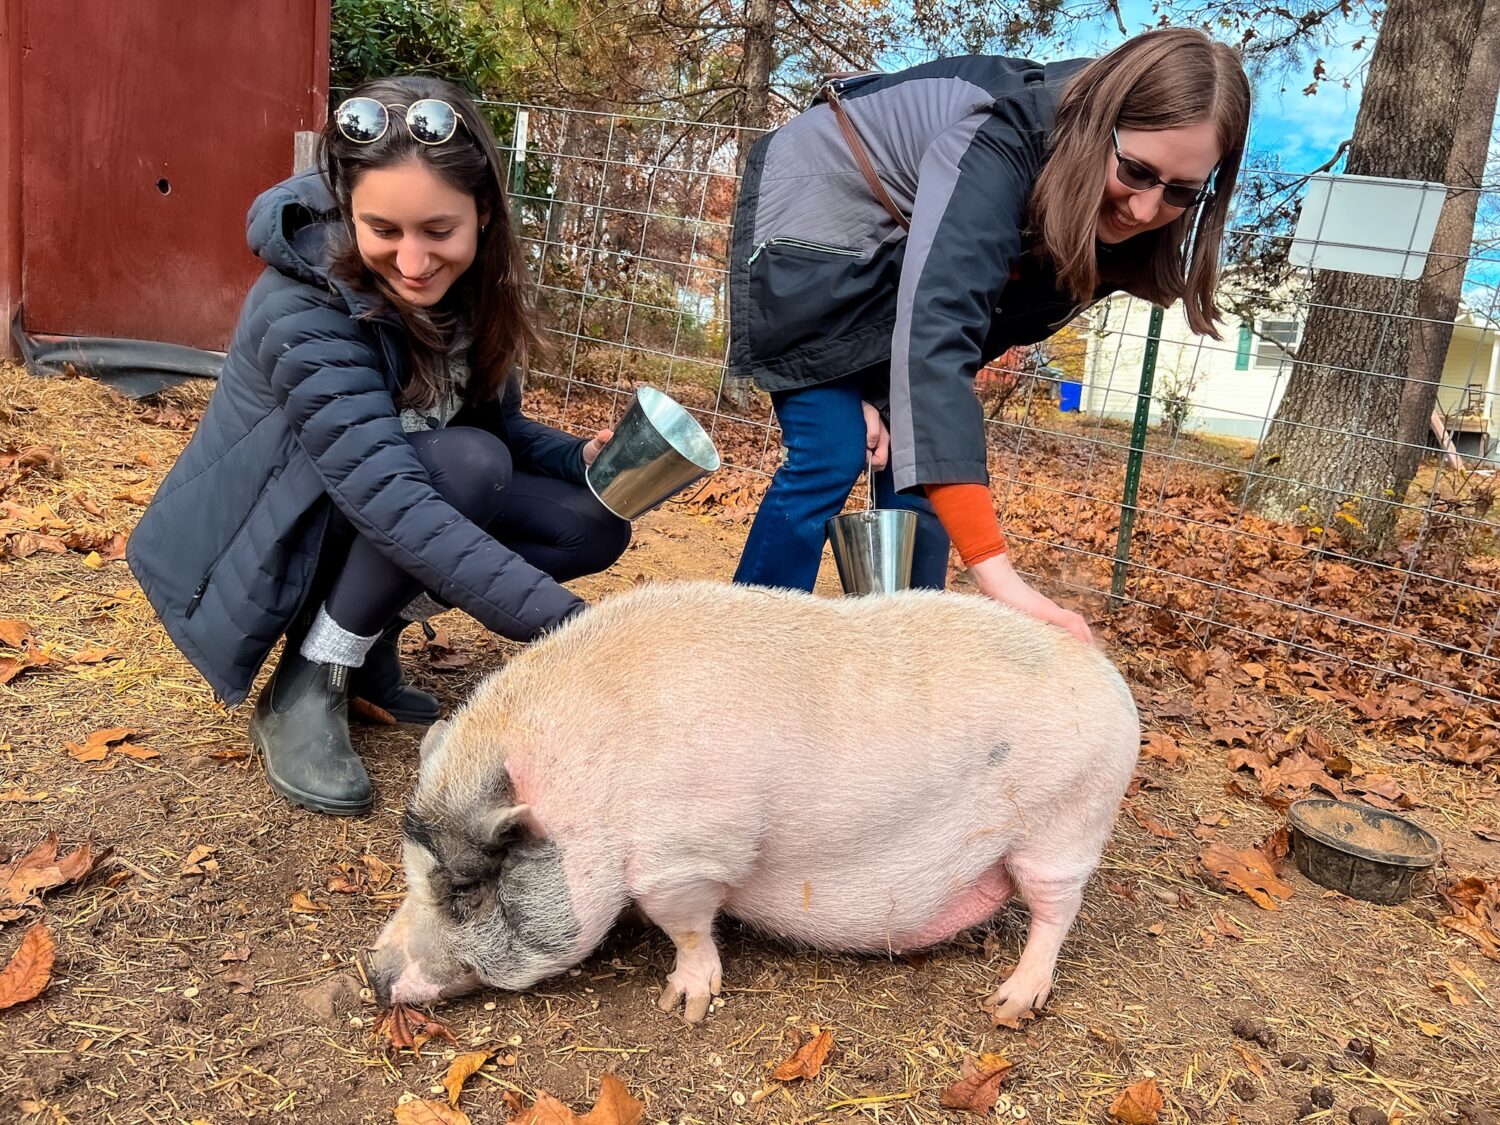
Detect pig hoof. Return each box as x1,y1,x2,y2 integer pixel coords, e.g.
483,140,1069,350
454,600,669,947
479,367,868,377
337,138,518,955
982,978,1052,1024
655,971,721,1024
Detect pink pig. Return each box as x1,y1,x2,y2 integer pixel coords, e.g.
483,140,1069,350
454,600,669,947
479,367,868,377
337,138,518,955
367,581,1139,1023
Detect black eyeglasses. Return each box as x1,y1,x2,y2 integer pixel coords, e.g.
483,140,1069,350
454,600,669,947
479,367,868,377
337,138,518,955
1111,128,1215,209
335,97,469,146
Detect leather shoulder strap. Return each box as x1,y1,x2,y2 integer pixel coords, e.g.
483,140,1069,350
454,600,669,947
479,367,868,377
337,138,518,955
823,84,910,233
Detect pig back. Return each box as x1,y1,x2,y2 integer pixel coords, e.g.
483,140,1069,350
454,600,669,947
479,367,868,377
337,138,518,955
462,584,1139,891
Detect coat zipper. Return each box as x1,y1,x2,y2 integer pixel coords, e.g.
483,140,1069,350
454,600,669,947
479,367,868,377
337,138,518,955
748,237,862,264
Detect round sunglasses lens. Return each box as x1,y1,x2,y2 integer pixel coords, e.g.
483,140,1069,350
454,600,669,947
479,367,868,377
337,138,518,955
1116,159,1157,192
336,98,388,143
406,100,458,144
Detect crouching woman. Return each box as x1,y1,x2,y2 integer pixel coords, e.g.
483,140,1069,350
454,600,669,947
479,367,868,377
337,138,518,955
128,76,630,817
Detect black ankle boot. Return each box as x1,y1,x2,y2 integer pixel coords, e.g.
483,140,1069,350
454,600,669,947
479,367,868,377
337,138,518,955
348,620,441,726
250,644,372,816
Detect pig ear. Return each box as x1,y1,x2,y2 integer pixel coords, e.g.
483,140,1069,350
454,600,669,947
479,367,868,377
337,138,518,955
477,804,532,848
418,719,452,764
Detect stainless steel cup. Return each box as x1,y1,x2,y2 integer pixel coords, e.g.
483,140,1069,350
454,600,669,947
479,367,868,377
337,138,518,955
825,508,918,595
586,386,722,520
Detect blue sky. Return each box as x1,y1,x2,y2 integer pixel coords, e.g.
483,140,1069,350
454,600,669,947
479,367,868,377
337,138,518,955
1042,0,1373,174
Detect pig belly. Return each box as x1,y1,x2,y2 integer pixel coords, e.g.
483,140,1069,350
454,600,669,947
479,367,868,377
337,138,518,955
722,857,1016,954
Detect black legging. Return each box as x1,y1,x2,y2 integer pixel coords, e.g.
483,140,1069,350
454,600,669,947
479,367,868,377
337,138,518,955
323,425,630,636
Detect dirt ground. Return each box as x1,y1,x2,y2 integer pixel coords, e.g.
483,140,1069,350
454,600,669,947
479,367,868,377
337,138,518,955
1,363,1498,1125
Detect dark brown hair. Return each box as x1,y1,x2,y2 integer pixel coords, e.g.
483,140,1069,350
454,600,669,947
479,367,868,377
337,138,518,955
318,75,542,410
1029,28,1251,338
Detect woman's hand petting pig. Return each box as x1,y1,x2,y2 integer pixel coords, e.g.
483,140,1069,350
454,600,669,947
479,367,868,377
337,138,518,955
582,429,615,466
970,552,1092,645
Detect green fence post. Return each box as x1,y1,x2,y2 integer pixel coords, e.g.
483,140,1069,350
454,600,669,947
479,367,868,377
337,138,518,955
1109,304,1164,604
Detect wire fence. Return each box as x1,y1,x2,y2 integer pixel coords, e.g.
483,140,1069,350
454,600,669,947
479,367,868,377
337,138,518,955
482,96,1500,713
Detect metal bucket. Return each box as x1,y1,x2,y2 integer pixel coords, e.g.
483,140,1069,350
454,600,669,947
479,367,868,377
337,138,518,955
825,508,918,595
586,386,721,520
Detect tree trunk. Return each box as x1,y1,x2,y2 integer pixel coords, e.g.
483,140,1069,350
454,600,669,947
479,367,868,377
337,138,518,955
724,0,777,409
1394,0,1500,486
1245,0,1486,551
736,0,776,177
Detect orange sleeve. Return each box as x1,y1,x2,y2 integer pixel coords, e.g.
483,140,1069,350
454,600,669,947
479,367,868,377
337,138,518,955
925,482,1007,567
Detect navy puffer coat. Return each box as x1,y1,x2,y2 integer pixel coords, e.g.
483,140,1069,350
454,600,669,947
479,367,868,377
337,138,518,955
127,170,586,705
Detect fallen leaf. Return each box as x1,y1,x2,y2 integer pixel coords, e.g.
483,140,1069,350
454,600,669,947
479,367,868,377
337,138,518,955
771,1028,834,1081
0,619,32,648
578,1074,646,1125
363,854,397,890
393,1100,470,1125
1438,876,1500,960
509,1093,578,1125
1131,808,1181,839
442,1050,490,1106
939,1052,1015,1113
0,923,55,1009
0,656,28,685
290,891,330,914
0,790,49,803
1109,1078,1164,1125
1474,826,1500,843
1231,1042,1268,1076
82,552,104,569
1198,841,1293,910
222,966,255,994
1429,977,1469,1006
68,645,119,665
1140,732,1188,769
374,1005,459,1055
179,845,219,877
63,726,135,763
0,834,111,908
1212,910,1246,940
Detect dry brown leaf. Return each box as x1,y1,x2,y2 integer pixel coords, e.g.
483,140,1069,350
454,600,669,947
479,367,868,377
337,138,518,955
363,854,397,890
0,619,32,648
0,834,111,908
69,645,119,665
1438,876,1500,960
1212,910,1246,940
1198,841,1293,910
1109,1078,1164,1125
0,923,55,1009
1429,977,1469,1006
442,1050,490,1106
938,1053,1014,1113
0,656,28,685
63,727,135,763
509,1092,579,1125
771,1028,834,1081
1131,809,1181,839
1140,732,1188,769
374,1005,459,1055
290,891,330,914
392,1099,471,1125
0,790,49,803
179,845,218,877
578,1074,646,1125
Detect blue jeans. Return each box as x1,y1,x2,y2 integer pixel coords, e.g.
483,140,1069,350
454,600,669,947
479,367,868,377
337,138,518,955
734,374,950,591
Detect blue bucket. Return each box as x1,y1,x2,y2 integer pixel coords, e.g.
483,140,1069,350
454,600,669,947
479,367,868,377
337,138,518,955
1058,379,1083,412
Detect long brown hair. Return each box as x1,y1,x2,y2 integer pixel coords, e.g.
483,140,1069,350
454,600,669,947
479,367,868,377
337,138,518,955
1029,28,1250,338
318,76,543,410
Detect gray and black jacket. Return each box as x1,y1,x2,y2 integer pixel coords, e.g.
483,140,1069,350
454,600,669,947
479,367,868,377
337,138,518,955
728,54,1111,493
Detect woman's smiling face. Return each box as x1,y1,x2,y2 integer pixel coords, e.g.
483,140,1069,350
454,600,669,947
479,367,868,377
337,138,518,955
1096,120,1221,244
350,159,484,306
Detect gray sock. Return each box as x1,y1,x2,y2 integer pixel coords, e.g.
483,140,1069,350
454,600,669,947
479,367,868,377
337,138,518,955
299,605,380,668
400,593,447,622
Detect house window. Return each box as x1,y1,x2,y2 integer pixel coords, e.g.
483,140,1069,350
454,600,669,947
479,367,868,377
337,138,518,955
1255,319,1298,368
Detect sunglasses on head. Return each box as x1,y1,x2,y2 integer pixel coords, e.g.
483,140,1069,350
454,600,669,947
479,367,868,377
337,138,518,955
335,97,469,146
1111,128,1215,209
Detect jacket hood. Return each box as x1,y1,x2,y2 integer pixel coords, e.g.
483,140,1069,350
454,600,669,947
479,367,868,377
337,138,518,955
246,169,384,317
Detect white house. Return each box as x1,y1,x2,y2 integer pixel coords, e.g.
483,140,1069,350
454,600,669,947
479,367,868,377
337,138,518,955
1078,292,1500,458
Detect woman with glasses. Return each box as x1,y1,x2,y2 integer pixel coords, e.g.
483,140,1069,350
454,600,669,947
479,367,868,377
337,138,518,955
728,28,1249,639
128,76,630,816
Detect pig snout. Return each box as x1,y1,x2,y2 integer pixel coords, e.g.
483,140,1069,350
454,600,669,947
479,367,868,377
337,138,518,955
368,906,481,1008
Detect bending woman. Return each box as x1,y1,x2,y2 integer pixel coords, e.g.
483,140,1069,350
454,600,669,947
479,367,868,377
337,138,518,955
728,28,1250,640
